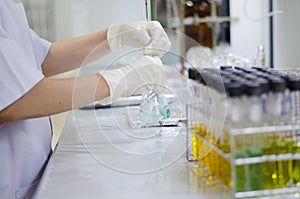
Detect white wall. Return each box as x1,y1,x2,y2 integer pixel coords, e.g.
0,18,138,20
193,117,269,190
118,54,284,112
51,0,300,69
72,0,90,37
53,0,73,41
230,0,300,68
88,0,146,32
53,0,146,41
274,0,300,68
230,0,270,66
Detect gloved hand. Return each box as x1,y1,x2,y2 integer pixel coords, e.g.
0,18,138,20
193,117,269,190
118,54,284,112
98,56,166,105
107,21,171,57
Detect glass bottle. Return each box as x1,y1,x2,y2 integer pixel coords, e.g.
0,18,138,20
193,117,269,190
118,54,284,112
256,45,266,67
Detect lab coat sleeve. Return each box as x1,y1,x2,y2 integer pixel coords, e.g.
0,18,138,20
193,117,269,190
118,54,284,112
0,36,45,111
29,29,51,69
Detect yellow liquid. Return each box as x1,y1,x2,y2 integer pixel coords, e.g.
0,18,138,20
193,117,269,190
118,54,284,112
191,123,200,160
191,124,300,193
191,123,232,188
262,133,278,189
277,137,289,187
192,134,198,160
262,132,299,189
219,129,231,153
293,146,300,184
293,160,300,185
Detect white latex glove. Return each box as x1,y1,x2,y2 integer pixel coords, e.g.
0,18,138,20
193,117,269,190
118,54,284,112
98,56,165,105
107,21,171,57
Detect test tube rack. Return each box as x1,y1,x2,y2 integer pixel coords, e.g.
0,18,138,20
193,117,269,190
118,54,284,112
186,103,300,198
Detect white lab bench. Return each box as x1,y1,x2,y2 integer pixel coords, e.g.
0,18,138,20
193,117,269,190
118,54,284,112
34,65,300,199
34,72,224,199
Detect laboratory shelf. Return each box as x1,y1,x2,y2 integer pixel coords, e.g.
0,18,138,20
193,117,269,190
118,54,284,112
234,187,300,199
234,153,300,165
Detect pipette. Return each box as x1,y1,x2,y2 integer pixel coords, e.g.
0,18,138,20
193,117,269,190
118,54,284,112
139,0,170,127
150,0,157,21
145,0,157,21
145,0,149,21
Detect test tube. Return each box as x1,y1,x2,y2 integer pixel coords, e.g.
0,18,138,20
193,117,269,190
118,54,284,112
188,68,200,102
189,67,300,192
265,76,286,125
246,81,265,190
266,75,289,188
286,76,300,185
287,76,300,124
188,68,200,160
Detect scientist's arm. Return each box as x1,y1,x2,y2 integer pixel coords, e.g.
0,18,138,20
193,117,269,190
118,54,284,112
0,56,164,125
0,74,109,125
42,29,110,77
41,21,171,77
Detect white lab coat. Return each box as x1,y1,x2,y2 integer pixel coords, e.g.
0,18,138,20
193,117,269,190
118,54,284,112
0,0,52,198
